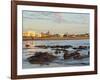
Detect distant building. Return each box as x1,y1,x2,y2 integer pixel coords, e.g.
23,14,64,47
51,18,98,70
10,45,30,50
22,31,89,40
23,31,36,37
40,31,51,38
60,34,64,37
36,33,42,38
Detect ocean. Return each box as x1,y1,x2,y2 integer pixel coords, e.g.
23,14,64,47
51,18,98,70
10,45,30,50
22,39,90,69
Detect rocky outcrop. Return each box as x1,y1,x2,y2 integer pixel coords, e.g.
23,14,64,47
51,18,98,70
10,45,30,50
27,52,57,64
35,45,48,49
78,46,87,49
73,52,82,59
72,46,88,52
35,45,72,49
63,51,84,60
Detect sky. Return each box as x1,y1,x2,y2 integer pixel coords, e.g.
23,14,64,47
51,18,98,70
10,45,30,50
22,10,90,34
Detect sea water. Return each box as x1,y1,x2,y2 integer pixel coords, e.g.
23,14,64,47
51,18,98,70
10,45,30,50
22,40,90,69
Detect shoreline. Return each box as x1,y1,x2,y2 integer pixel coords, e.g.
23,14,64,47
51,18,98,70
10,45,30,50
23,37,89,41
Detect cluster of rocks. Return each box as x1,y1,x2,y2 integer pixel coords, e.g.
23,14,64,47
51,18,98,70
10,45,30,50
27,45,89,65
27,51,89,65
73,46,89,50
35,45,89,51
63,51,89,60
53,48,89,60
35,45,72,49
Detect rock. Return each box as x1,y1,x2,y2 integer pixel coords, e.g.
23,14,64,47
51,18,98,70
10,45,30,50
63,49,68,53
73,47,78,49
63,51,71,59
73,46,88,50
73,47,82,51
35,45,48,49
63,50,83,60
55,49,61,54
27,52,57,64
64,45,72,48
88,51,90,57
78,46,87,49
25,44,30,48
72,51,82,59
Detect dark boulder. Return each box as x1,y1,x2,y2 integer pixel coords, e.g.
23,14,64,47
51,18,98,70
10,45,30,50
64,45,72,48
55,49,61,54
73,47,82,51
63,51,71,59
72,51,82,59
25,44,30,48
35,45,48,49
27,52,57,64
88,51,90,57
73,47,78,49
78,46,87,49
